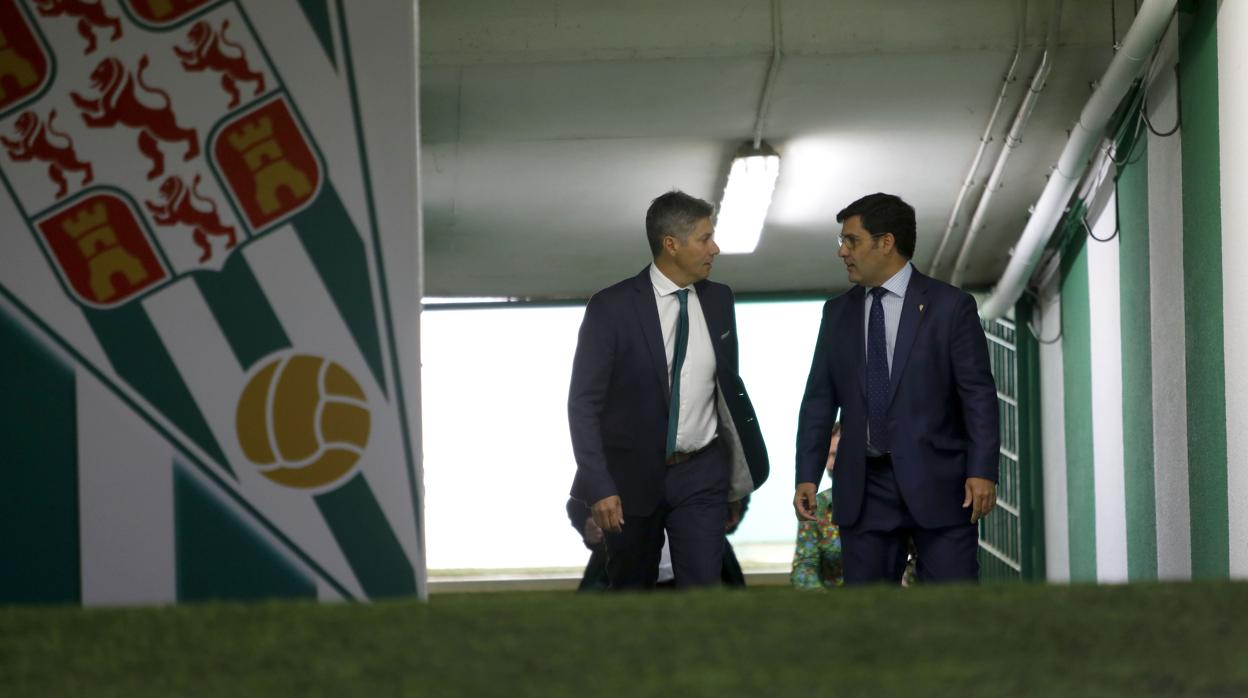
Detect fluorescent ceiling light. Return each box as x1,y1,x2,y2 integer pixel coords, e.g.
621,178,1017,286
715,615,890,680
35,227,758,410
422,296,516,305
715,142,780,254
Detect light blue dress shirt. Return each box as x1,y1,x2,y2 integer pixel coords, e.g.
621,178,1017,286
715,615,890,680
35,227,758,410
863,262,912,454
862,262,913,373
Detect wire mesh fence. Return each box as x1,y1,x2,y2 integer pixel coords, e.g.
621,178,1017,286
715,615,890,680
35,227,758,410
979,318,1021,581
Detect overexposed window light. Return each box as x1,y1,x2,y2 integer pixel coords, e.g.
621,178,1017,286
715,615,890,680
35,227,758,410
715,142,780,254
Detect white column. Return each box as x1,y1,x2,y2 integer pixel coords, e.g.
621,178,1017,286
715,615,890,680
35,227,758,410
1087,198,1128,583
1147,27,1192,580
1219,0,1248,579
1038,281,1071,582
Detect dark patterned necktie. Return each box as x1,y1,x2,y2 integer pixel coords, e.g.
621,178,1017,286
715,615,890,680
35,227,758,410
665,289,689,458
867,286,890,452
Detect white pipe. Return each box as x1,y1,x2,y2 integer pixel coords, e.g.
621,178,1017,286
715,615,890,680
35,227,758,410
930,0,1027,280
951,0,1062,287
979,0,1176,320
752,0,783,150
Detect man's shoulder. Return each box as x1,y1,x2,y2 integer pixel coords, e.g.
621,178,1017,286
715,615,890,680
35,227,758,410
912,270,958,295
695,278,734,303
587,270,647,306
910,270,977,309
819,287,858,316
594,277,638,298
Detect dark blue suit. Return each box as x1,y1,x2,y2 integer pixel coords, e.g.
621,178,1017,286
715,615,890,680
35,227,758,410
796,268,998,582
569,267,768,588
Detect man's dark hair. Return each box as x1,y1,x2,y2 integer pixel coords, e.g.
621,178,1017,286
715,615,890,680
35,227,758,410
835,193,916,260
645,190,715,256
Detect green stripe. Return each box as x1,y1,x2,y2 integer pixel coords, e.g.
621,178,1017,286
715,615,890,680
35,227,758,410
1179,0,1229,580
85,304,231,474
1116,141,1158,581
316,474,416,598
174,462,317,602
0,308,79,604
193,255,291,370
1060,226,1097,582
291,185,386,393
297,0,337,70
1015,296,1046,581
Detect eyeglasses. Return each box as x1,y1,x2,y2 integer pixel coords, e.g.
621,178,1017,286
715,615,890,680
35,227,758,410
838,233,888,249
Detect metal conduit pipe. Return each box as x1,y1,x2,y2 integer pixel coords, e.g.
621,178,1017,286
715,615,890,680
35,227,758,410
929,0,1027,281
752,0,783,150
978,0,1177,320
951,0,1062,288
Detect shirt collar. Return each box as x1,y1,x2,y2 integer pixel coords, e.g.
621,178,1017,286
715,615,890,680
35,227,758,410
649,263,694,297
870,262,912,300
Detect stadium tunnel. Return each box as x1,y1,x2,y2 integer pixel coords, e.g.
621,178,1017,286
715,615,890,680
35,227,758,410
2,0,1246,607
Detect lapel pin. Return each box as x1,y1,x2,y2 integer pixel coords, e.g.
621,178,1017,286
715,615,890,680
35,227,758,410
919,304,925,313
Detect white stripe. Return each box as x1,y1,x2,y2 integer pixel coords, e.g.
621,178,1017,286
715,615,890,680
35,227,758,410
77,369,178,606
345,0,427,596
142,275,365,599
316,578,346,602
1147,31,1192,580
1038,281,1070,582
244,228,422,567
1086,198,1128,583
142,277,248,468
1219,1,1248,579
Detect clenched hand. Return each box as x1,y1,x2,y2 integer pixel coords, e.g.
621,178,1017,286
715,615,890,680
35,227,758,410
591,495,624,534
793,483,818,522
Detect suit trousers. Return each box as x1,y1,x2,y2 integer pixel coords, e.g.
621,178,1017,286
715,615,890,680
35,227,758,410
604,446,729,589
840,457,979,585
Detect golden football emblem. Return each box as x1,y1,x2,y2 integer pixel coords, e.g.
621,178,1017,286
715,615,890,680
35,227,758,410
236,354,370,489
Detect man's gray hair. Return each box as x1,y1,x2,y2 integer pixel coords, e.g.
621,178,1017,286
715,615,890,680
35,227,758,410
645,190,715,256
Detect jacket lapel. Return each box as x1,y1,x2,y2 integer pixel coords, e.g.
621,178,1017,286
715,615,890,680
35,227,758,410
887,269,928,406
632,268,670,399
845,285,866,400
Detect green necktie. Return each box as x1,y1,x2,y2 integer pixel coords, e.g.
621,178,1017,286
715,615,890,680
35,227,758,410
666,289,689,458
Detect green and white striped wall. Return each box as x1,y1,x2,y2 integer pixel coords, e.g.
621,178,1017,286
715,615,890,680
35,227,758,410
1033,0,1246,582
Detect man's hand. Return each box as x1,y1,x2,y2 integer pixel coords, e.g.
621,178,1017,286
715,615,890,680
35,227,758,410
726,500,742,532
963,477,997,524
591,495,624,534
794,483,818,522
582,516,604,546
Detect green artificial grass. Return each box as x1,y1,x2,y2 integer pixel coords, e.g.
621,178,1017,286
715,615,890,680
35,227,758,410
2,582,1246,697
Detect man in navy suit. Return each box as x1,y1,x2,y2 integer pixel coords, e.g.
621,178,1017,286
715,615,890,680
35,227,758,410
793,193,999,584
569,190,768,589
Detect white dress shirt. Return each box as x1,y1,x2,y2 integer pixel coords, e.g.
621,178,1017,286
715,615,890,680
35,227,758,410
650,263,717,453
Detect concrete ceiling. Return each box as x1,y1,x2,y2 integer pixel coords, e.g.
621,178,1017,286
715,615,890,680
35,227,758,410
419,0,1127,299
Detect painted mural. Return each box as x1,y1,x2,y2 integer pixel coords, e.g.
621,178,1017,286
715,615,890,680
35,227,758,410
0,0,424,604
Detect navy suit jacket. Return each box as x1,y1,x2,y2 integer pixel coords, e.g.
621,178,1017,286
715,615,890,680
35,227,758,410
569,267,769,516
795,268,999,529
